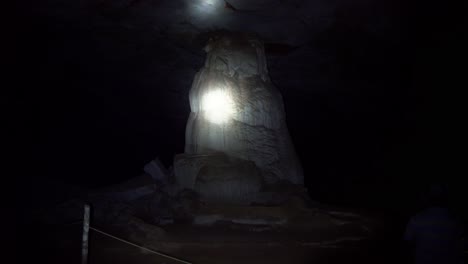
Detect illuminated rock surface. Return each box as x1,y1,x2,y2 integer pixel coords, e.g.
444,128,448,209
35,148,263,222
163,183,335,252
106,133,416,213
176,33,303,202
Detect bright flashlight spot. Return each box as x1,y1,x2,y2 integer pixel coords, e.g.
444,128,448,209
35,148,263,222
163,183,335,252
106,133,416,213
189,0,221,19
203,0,216,5
201,90,235,124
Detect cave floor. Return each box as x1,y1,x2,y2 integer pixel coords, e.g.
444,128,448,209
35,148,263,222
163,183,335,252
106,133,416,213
33,220,411,264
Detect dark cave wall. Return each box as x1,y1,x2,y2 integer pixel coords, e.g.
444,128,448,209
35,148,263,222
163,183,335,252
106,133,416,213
12,0,466,215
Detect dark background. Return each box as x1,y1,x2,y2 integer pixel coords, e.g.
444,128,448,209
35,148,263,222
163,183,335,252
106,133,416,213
10,0,466,229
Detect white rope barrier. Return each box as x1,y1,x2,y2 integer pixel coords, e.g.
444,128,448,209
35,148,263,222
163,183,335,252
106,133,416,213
89,226,192,264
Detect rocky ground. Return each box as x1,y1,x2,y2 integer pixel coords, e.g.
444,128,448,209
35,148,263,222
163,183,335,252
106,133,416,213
20,176,413,264
25,209,410,264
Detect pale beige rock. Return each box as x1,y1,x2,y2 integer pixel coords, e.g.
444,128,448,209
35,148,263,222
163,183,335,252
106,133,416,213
183,32,303,185
174,32,303,204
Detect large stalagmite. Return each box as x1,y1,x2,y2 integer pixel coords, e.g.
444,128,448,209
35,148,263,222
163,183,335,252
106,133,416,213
175,32,303,204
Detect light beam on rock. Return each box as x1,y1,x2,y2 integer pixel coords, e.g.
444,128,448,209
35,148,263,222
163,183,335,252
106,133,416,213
201,89,235,124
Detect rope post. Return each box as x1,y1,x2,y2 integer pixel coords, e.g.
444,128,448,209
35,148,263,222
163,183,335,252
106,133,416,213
82,204,91,264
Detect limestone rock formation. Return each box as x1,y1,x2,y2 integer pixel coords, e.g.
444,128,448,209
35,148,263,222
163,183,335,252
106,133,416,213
176,32,303,203
175,152,263,204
